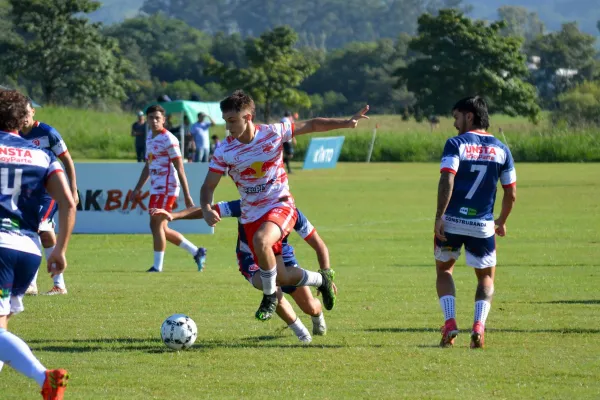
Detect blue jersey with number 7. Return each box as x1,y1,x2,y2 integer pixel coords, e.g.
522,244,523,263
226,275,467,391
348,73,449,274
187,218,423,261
439,130,516,238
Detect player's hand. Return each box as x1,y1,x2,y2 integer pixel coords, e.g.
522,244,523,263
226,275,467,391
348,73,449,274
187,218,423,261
185,195,195,209
495,219,507,237
130,189,142,202
150,208,173,221
434,217,447,241
72,190,80,206
347,105,370,128
47,249,67,277
203,209,221,227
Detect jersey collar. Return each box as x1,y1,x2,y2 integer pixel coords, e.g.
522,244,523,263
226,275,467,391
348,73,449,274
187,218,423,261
469,130,493,136
2,130,20,136
33,121,40,128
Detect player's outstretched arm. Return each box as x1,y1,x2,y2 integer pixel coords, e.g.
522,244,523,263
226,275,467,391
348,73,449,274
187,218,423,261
294,105,370,136
58,152,79,206
151,207,204,221
172,157,194,208
200,171,223,227
305,232,330,270
495,185,517,237
45,172,76,276
434,171,455,241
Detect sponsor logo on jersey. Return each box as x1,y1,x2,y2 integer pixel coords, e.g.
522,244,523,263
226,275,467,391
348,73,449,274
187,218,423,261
459,207,477,216
240,161,277,179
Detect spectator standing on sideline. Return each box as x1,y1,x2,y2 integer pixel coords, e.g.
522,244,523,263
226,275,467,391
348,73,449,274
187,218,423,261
190,112,215,162
281,111,298,174
131,111,147,162
183,115,195,163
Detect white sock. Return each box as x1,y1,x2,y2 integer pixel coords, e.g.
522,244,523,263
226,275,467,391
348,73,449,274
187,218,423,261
0,360,3,372
53,273,65,289
0,329,46,387
440,295,456,321
178,237,198,256
311,312,325,326
154,251,165,271
43,246,54,261
288,318,310,340
296,269,323,287
474,300,491,325
30,270,39,286
259,267,277,295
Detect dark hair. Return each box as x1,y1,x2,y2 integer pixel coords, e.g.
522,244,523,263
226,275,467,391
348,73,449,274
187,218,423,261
211,134,218,140
452,96,489,130
146,104,166,116
0,89,29,132
220,90,255,115
283,110,291,117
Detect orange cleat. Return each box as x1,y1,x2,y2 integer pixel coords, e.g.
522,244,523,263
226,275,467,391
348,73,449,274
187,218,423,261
41,369,69,400
440,318,459,348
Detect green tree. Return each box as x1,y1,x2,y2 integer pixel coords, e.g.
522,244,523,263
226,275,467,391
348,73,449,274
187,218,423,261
396,9,540,121
208,26,317,122
498,6,545,44
7,0,131,105
302,35,414,115
552,80,600,126
528,22,598,105
104,14,212,84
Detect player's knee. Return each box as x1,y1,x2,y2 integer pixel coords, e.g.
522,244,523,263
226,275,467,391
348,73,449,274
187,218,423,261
252,234,273,254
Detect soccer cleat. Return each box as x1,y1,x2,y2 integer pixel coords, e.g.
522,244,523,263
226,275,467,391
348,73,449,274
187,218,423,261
439,318,459,348
318,269,336,311
43,286,67,296
298,333,312,344
470,322,485,349
40,369,69,400
146,266,161,273
25,283,38,296
255,293,277,321
312,318,327,336
194,247,207,272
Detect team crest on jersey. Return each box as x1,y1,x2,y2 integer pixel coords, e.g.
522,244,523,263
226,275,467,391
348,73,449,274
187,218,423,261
32,139,40,146
262,143,274,153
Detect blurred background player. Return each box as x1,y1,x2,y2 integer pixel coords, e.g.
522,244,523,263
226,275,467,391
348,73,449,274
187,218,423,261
434,96,517,349
201,90,368,321
0,89,76,400
280,111,297,174
131,110,147,163
190,112,215,162
20,99,78,296
151,200,333,342
131,105,207,272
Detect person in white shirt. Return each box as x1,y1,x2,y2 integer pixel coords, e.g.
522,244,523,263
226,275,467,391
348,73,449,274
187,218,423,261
190,112,215,162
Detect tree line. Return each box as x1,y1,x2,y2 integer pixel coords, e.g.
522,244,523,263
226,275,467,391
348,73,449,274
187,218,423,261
1,0,599,125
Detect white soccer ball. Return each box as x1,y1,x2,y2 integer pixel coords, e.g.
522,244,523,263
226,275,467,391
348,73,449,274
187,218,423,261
160,314,198,350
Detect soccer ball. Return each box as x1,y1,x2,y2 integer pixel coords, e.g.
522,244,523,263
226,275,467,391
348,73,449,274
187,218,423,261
160,314,198,350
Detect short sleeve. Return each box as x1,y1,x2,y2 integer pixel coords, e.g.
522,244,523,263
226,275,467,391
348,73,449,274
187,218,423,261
49,127,68,157
271,122,294,143
294,209,316,240
44,150,64,182
500,147,517,188
215,200,242,218
209,145,227,174
166,134,182,160
440,139,460,174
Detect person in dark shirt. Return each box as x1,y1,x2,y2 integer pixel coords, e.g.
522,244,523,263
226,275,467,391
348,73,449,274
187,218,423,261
131,111,147,162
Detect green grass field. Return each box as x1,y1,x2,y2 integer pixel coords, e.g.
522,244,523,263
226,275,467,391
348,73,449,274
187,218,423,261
2,163,600,399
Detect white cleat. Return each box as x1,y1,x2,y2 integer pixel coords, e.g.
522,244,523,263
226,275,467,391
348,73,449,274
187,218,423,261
25,283,38,296
298,333,312,344
312,318,327,336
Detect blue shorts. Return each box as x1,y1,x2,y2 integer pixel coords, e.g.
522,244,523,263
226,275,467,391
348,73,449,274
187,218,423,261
39,195,57,231
237,251,298,294
434,232,496,269
0,246,42,315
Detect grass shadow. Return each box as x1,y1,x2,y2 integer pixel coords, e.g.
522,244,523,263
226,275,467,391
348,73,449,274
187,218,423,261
536,300,600,305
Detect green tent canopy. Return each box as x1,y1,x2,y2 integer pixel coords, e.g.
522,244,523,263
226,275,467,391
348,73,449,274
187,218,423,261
143,100,225,125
